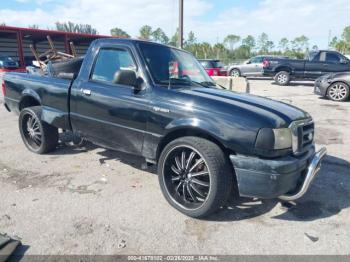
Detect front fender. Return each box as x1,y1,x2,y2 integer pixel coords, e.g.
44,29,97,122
165,117,223,138
164,117,257,155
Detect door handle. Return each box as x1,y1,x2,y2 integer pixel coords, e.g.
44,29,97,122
81,89,91,96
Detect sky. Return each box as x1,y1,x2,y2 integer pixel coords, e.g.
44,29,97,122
1,0,350,49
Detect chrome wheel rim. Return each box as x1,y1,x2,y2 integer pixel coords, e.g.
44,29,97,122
277,73,288,84
329,84,348,101
22,113,42,150
231,69,240,77
162,145,211,210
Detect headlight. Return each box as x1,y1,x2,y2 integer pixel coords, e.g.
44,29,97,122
255,128,292,150
273,128,292,149
322,73,334,83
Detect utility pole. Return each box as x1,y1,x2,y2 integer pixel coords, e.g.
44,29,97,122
328,30,332,48
178,0,184,49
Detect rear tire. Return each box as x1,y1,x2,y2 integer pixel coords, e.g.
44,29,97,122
327,82,350,102
158,136,233,218
19,106,58,154
274,71,290,86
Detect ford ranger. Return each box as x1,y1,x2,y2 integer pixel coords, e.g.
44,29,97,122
2,38,326,218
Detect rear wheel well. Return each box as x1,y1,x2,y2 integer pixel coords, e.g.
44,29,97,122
156,128,234,161
19,96,40,111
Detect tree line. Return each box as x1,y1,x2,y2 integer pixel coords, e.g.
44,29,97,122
2,21,350,63
54,22,316,63
110,25,314,63
329,26,350,54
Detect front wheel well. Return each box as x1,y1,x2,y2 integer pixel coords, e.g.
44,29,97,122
326,81,350,97
156,128,234,161
19,96,40,111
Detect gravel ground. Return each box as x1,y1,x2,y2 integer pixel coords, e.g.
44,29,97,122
0,78,349,255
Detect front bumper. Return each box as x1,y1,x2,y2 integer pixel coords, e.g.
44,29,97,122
230,147,327,200
314,78,330,96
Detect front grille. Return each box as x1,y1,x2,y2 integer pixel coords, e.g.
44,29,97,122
301,121,314,148
291,119,315,156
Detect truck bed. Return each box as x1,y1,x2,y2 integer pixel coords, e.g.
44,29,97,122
3,72,73,130
3,57,83,130
264,58,307,77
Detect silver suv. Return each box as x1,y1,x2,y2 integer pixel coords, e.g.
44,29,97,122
227,55,288,77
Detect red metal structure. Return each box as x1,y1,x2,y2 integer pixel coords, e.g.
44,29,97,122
0,25,112,69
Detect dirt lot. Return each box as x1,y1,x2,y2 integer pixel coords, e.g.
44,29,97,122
0,79,349,255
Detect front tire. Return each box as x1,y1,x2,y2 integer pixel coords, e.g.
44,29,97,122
274,71,290,86
19,106,59,154
158,137,232,218
327,82,350,102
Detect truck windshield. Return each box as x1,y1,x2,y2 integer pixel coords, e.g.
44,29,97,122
138,42,215,87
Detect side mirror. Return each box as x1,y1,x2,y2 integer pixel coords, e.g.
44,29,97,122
113,69,144,91
246,60,251,64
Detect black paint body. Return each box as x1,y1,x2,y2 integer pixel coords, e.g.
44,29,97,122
3,39,315,198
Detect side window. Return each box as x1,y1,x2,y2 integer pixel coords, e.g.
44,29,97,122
91,48,136,83
318,52,326,62
326,53,341,63
251,57,263,63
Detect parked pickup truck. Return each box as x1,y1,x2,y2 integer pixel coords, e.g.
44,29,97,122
263,50,350,85
2,39,326,218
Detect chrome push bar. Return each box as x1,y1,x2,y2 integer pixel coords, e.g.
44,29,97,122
279,147,327,201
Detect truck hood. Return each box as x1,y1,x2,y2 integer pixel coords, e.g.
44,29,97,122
178,87,310,127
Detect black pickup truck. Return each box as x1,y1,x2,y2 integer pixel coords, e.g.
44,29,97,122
263,50,350,85
2,39,326,217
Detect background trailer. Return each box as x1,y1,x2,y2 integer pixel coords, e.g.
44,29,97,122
0,25,111,69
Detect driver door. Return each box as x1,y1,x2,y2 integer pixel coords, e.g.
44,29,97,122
70,46,149,155
244,57,263,76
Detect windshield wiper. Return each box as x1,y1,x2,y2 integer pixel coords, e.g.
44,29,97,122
159,78,216,89
200,81,216,87
190,80,216,88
